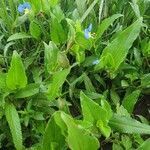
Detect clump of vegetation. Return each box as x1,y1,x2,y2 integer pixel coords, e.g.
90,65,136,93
0,0,150,149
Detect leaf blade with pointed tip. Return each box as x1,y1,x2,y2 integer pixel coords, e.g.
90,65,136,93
95,18,143,75
5,103,23,150
6,51,27,90
7,32,31,42
109,114,150,134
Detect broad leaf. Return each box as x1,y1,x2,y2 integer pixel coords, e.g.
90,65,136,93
43,112,66,150
80,92,111,137
80,91,107,123
61,112,100,150
5,103,23,150
6,51,27,90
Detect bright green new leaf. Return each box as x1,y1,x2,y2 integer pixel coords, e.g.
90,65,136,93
5,103,23,150
47,68,70,101
7,33,31,42
6,51,27,90
95,18,143,74
80,91,107,123
75,32,92,49
122,90,141,114
109,114,150,134
97,120,111,138
80,92,111,137
61,112,100,150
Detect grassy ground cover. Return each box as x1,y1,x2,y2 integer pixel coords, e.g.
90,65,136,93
0,0,150,149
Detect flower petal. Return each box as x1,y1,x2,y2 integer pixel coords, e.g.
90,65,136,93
23,2,31,9
92,59,100,65
84,29,90,39
18,4,24,13
87,23,92,32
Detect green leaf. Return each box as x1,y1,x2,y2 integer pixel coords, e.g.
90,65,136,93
75,32,92,49
6,51,27,90
76,0,86,16
80,91,107,123
137,138,150,150
43,112,66,150
96,120,111,138
109,114,150,134
113,143,124,150
14,83,40,98
122,90,141,114
0,73,7,92
50,17,67,44
47,68,70,101
5,103,23,150
44,41,58,73
80,0,98,23
83,73,95,93
30,21,42,39
61,112,100,150
80,92,111,137
49,0,59,7
96,14,123,41
110,89,120,105
141,73,150,88
101,98,112,119
7,33,31,42
52,5,64,22
121,135,132,150
95,18,143,74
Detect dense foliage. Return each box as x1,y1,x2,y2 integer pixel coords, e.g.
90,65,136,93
0,0,150,149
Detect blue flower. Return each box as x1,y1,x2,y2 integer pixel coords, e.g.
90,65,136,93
84,24,92,39
18,2,31,14
92,59,99,65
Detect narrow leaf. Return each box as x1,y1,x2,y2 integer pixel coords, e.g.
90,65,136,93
122,90,141,114
96,14,123,41
5,103,23,150
7,33,31,42
109,114,150,134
